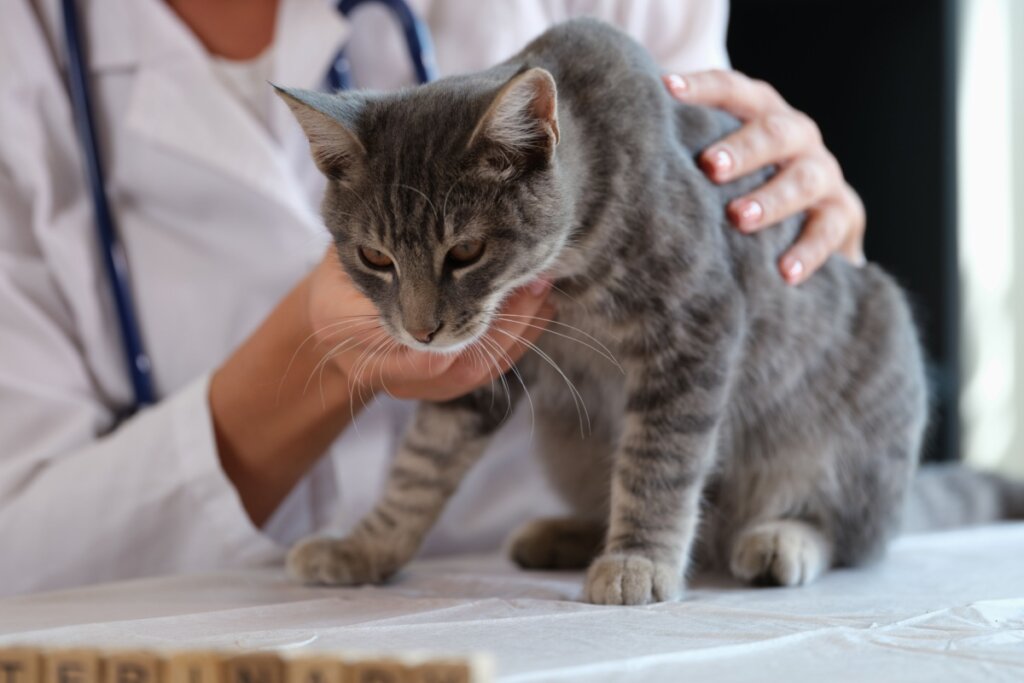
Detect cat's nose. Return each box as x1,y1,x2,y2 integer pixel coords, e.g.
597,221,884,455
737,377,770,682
408,322,443,344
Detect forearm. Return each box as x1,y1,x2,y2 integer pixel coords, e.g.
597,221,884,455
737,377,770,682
210,272,368,526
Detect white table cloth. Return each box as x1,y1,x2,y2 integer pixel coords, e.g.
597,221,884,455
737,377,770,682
2,524,1023,682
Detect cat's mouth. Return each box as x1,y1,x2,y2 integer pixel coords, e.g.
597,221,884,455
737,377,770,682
394,311,495,356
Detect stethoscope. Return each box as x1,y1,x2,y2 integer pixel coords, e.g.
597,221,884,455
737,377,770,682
60,0,437,414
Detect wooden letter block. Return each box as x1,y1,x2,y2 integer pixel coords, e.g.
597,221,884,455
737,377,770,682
222,655,283,683
348,660,409,683
0,648,42,683
409,663,470,683
283,658,344,683
45,650,102,683
104,653,160,683
165,653,222,683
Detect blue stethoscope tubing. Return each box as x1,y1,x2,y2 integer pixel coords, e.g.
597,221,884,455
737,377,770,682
59,0,436,414
329,0,438,90
62,0,155,410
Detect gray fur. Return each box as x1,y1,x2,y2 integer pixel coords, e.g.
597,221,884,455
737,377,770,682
279,20,1010,604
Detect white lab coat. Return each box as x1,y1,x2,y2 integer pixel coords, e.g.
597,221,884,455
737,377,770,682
0,0,728,596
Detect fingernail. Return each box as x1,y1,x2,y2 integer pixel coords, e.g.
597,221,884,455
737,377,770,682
733,199,763,228
665,73,688,95
528,278,551,297
703,148,733,177
781,256,805,283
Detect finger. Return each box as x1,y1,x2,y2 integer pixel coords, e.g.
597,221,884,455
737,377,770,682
701,110,822,183
837,185,867,265
663,70,786,120
726,153,840,231
778,201,850,285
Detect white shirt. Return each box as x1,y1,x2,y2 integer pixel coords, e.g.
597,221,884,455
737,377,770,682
0,0,728,596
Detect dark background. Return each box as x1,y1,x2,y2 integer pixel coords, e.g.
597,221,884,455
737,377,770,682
727,0,960,462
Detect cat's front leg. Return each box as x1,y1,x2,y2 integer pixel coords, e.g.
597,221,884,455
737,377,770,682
289,385,516,586
585,320,737,605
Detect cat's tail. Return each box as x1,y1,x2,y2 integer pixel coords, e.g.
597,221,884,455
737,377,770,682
901,463,1024,533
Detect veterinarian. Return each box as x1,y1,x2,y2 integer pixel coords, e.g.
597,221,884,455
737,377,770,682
0,0,865,595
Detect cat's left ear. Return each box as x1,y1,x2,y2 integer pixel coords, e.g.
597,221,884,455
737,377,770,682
467,67,560,180
273,84,367,184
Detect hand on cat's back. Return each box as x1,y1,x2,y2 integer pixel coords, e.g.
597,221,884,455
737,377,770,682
306,248,555,402
664,70,866,286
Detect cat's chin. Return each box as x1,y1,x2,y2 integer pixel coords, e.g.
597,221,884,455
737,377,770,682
400,329,487,356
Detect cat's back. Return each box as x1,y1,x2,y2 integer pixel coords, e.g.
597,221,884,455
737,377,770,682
517,18,661,86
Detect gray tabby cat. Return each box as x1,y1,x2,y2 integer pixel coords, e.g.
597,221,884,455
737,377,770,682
276,19,1020,605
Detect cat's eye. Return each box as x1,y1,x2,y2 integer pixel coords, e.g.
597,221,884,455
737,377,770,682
359,246,393,270
447,240,485,266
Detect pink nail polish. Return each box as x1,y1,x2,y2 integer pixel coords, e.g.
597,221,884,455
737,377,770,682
666,74,688,95
783,258,804,282
738,199,763,224
709,148,733,174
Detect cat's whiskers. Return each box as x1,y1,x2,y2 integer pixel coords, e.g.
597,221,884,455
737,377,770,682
277,317,381,406
304,331,373,401
480,334,536,440
368,337,400,404
492,327,591,437
393,183,439,222
440,172,470,234
309,316,383,353
473,337,514,424
349,330,391,406
464,341,498,413
341,330,392,429
319,329,391,411
336,184,380,221
492,314,622,372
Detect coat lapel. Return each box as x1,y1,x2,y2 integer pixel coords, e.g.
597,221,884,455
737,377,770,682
116,0,349,227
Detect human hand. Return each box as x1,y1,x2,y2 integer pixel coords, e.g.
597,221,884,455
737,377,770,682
305,248,554,402
664,70,866,285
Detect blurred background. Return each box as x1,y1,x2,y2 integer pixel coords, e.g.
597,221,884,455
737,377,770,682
727,0,1024,474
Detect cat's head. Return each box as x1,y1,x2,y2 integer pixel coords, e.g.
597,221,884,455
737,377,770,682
277,67,571,352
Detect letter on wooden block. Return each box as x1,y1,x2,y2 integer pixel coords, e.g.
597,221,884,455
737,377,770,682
104,653,160,683
222,655,283,683
0,648,42,683
348,661,409,683
283,658,344,683
45,650,102,683
409,663,470,683
165,653,223,683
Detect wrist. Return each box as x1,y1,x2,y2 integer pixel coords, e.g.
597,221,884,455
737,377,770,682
210,268,364,526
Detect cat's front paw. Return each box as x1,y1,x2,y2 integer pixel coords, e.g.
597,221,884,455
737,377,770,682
287,534,389,586
584,553,682,605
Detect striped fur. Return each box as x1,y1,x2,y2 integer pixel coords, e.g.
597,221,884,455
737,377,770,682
282,20,933,604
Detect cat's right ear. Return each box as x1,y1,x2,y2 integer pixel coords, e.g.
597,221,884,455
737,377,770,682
273,85,367,183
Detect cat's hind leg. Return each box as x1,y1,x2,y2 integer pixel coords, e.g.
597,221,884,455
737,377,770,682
729,518,832,587
509,517,606,570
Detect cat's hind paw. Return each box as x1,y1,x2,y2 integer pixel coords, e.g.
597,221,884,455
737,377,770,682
509,517,605,570
729,519,832,587
584,553,681,605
